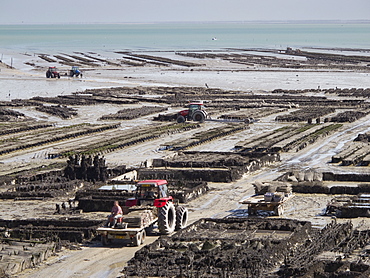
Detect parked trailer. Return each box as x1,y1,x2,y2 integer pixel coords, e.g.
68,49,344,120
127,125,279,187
239,193,294,216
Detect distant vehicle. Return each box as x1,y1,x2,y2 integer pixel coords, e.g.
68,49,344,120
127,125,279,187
69,66,82,77
176,101,257,124
239,192,294,216
177,102,208,123
46,67,60,78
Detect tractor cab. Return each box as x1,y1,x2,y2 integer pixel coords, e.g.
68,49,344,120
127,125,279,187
125,180,172,208
188,103,204,117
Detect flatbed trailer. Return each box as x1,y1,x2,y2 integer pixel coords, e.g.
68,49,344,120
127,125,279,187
239,193,294,216
97,217,157,246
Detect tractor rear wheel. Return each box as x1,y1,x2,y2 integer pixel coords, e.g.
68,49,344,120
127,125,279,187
158,202,176,235
193,111,206,123
175,206,188,230
46,72,50,78
177,115,185,123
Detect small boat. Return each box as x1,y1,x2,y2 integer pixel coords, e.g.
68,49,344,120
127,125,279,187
212,37,217,41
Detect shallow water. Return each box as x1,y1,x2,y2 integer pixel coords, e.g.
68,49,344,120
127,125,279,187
1,22,370,52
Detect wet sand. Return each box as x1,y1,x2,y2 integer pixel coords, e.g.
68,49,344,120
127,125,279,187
2,46,370,277
2,47,370,102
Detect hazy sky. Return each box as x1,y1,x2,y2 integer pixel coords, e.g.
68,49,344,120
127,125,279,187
1,0,370,24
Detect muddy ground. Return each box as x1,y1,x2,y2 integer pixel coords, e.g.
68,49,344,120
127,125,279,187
1,47,370,277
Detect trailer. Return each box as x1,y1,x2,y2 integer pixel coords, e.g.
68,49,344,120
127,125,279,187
97,209,157,246
239,192,294,216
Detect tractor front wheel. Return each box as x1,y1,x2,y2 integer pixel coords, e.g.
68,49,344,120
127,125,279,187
177,115,186,123
158,202,176,235
175,206,188,230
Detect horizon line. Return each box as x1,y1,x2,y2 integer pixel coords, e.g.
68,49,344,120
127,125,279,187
1,19,370,25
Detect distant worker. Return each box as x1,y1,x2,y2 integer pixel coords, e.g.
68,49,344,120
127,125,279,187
107,200,123,227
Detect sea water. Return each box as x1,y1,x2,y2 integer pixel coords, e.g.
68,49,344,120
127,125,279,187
1,22,370,53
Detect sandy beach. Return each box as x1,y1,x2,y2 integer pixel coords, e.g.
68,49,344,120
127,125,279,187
2,46,370,277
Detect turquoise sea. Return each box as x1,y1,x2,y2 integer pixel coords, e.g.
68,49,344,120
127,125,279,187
1,22,370,52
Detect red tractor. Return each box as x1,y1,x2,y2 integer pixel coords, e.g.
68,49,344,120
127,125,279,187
125,180,188,234
46,66,60,78
97,180,188,246
177,102,208,123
